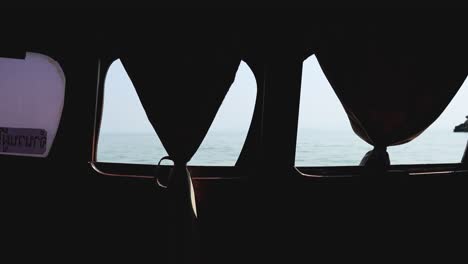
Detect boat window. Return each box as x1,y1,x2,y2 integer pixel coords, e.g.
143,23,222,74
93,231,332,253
388,77,468,164
0,52,65,158
97,60,256,166
296,55,467,167
97,59,168,164
295,55,372,166
190,61,256,166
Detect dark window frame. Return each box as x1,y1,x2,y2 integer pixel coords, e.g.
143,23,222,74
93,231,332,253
90,58,261,178
90,57,468,180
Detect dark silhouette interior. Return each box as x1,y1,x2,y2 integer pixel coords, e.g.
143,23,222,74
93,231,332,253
1,8,467,263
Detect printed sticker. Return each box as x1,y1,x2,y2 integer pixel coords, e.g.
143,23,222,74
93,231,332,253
0,127,47,154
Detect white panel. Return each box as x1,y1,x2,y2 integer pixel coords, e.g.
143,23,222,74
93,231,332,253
0,52,65,157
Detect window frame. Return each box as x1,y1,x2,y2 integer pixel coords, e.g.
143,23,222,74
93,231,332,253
90,57,468,180
90,58,260,179
295,54,468,170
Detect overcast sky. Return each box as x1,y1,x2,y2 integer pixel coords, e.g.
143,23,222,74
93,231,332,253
100,56,467,135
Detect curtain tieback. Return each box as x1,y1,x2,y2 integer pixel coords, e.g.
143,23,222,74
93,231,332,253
360,146,390,168
155,155,174,189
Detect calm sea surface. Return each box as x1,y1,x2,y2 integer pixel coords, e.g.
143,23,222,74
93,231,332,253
97,129,467,166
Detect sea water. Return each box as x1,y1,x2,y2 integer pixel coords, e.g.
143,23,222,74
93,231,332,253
97,129,467,166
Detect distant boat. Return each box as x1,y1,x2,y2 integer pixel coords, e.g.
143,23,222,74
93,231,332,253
454,116,468,132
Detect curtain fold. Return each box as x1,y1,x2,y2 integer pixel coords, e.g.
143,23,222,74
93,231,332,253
120,27,240,263
315,21,468,168
121,49,240,165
